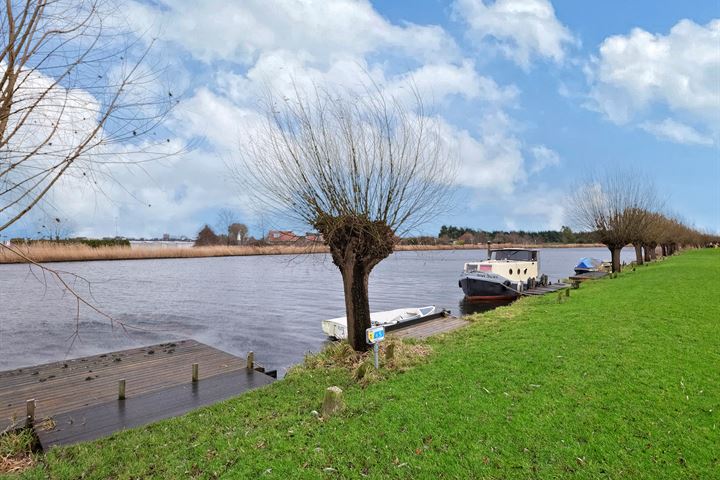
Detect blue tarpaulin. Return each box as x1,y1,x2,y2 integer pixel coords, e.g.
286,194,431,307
576,257,602,269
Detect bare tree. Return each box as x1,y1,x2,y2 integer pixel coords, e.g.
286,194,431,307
234,85,455,351
569,172,659,272
40,215,76,241
216,208,239,245
0,1,175,341
1,0,175,233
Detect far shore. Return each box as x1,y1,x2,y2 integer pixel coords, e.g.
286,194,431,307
0,242,607,265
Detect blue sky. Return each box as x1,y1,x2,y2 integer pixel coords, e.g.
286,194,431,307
6,0,719,239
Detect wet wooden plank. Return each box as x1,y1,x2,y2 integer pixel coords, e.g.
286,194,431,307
569,271,609,281
36,368,275,449
390,316,469,339
0,340,247,432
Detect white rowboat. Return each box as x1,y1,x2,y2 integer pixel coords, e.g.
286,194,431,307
321,306,438,340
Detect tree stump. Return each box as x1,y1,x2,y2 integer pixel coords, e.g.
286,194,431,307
321,386,344,418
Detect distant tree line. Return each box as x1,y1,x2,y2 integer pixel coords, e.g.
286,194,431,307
432,225,596,245
10,238,131,248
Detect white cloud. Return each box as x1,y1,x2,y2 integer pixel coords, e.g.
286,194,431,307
639,118,714,146
452,0,575,69
529,145,560,173
587,19,720,137
127,0,458,65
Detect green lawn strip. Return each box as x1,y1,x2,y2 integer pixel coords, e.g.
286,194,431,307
11,250,720,479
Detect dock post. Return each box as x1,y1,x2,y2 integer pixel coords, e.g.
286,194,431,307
118,379,126,400
26,399,36,426
192,363,199,382
247,351,255,370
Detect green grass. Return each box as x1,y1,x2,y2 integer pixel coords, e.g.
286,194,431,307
10,250,720,479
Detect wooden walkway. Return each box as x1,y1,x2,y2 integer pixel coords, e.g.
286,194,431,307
0,340,274,447
36,369,274,449
389,315,469,339
521,282,571,296
569,271,609,282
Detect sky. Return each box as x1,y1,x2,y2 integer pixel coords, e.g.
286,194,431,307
5,0,719,239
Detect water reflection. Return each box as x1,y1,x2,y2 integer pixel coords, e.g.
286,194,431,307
458,299,513,316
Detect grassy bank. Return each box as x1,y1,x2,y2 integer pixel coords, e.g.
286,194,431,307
0,242,604,264
8,250,719,479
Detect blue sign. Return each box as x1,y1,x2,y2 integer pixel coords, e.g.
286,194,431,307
366,326,385,344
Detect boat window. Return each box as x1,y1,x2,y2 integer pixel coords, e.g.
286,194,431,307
491,250,534,261
509,268,513,275
524,268,527,274
465,264,477,273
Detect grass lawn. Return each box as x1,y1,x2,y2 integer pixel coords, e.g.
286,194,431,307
10,249,720,479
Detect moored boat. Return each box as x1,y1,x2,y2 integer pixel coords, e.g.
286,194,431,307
459,248,539,301
573,257,610,275
322,306,438,340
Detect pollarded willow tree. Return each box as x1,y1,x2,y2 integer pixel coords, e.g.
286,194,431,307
1,0,175,233
237,86,455,351
569,172,659,273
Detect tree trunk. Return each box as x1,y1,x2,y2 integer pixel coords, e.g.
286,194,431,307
643,244,651,262
609,245,622,273
340,261,372,352
634,244,644,265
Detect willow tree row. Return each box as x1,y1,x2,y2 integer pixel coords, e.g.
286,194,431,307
569,173,716,273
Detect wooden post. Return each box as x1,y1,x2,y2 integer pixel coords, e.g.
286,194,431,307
26,399,36,426
247,351,255,370
192,363,199,382
118,379,126,400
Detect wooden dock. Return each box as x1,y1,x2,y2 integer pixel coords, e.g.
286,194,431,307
569,271,609,282
521,282,571,296
388,314,470,339
0,340,274,448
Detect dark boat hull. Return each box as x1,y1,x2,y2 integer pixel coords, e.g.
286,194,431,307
459,274,519,301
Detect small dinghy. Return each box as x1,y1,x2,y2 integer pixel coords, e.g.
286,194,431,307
574,257,609,275
322,306,438,340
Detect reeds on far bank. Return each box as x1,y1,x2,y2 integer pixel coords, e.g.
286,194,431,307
0,242,329,264
0,241,606,265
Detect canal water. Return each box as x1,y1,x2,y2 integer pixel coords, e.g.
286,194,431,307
0,247,636,375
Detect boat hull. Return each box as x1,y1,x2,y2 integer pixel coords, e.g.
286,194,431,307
459,273,519,301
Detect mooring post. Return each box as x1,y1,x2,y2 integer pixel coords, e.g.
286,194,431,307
192,363,199,382
26,399,36,426
247,351,255,370
118,379,126,400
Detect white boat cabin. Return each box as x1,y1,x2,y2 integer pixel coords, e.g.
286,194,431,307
463,248,539,283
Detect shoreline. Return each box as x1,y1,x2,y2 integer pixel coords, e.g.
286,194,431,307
11,250,718,478
0,242,608,265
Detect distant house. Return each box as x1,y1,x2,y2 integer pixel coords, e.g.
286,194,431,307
266,230,301,244
304,232,324,243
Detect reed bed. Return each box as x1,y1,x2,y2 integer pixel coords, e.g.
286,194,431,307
0,243,329,264
0,241,604,264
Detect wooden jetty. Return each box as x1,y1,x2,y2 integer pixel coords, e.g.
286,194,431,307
389,315,469,339
520,282,571,296
0,340,275,449
569,271,609,282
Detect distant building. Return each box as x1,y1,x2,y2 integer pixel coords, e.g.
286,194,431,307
266,230,301,244
304,232,324,243
162,233,170,241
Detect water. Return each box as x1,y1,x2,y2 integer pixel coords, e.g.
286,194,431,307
0,247,635,375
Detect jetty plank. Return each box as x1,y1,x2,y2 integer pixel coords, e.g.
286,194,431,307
35,368,274,449
390,316,469,339
0,340,249,432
